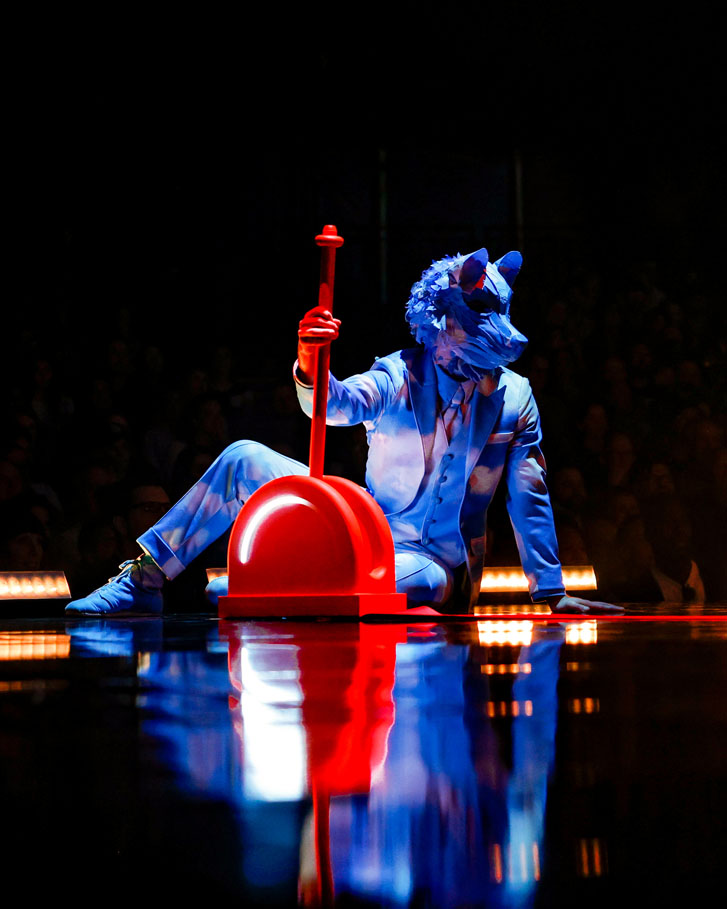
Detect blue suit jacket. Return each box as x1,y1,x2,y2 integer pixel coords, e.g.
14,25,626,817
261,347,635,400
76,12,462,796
297,347,564,606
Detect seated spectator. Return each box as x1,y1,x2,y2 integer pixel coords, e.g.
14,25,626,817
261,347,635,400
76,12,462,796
583,516,621,600
642,497,705,604
686,447,727,602
111,481,172,562
554,517,590,565
0,497,48,571
606,431,638,490
629,342,654,394
69,480,172,600
71,516,122,595
615,517,663,602
640,460,677,499
574,403,610,487
604,488,641,528
551,467,588,528
0,459,24,503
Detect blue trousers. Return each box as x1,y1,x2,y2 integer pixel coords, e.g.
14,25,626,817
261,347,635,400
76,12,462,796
138,441,453,607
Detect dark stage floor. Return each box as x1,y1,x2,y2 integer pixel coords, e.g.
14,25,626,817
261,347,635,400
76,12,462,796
2,603,727,907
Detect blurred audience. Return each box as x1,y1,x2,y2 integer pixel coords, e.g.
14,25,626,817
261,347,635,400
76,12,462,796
2,256,725,606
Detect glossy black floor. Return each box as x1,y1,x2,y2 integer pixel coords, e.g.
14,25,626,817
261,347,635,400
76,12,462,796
2,602,727,907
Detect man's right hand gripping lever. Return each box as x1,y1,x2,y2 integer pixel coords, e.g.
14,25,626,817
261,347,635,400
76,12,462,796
296,305,341,385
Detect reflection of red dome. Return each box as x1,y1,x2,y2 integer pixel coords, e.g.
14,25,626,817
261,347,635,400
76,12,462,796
222,621,402,796
296,623,400,795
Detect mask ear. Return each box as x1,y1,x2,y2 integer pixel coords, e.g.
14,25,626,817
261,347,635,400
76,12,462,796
495,251,523,287
459,248,489,290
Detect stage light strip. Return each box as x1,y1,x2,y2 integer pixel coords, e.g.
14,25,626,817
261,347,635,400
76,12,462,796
480,565,597,593
205,566,598,593
0,572,71,600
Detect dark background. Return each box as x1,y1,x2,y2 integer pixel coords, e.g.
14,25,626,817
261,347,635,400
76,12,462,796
6,0,725,356
8,4,723,364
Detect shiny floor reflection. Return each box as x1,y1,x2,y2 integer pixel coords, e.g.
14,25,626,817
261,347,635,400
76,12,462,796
2,610,727,906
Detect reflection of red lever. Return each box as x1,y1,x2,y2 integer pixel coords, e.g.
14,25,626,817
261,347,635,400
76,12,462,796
222,622,403,907
312,784,334,907
299,623,401,907
310,225,344,479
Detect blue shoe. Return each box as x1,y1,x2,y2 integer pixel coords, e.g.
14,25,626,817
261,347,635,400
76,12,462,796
65,556,165,616
205,574,228,607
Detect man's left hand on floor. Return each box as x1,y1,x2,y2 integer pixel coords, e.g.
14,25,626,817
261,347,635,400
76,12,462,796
547,595,625,614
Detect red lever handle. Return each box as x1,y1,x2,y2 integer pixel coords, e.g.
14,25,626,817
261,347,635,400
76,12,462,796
309,225,344,478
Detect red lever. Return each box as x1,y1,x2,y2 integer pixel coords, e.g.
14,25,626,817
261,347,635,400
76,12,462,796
309,225,344,478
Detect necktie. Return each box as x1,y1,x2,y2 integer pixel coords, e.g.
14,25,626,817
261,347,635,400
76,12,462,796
443,385,466,441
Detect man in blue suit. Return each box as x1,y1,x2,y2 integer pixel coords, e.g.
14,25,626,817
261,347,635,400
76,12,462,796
66,248,621,615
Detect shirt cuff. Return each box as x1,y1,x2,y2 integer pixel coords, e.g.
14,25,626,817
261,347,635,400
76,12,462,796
293,359,313,388
531,589,566,604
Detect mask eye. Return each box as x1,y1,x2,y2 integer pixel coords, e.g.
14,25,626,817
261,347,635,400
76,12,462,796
463,288,499,314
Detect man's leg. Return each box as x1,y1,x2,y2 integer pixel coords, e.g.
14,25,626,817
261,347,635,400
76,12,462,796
394,547,453,607
205,526,454,611
65,441,308,615
206,545,456,608
138,441,308,578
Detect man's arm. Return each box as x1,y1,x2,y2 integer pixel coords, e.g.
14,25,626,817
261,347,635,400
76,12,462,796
294,304,400,427
505,378,624,615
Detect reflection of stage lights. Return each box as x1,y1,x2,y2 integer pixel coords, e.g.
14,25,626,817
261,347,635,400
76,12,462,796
578,838,607,877
568,697,600,714
565,620,598,645
486,700,533,718
490,842,541,883
0,679,67,692
0,572,70,600
0,631,71,660
476,604,551,616
566,661,593,673
477,620,533,647
481,662,532,675
480,565,597,593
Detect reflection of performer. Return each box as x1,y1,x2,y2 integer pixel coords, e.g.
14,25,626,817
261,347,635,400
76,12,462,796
66,247,622,615
63,616,563,906
329,624,565,909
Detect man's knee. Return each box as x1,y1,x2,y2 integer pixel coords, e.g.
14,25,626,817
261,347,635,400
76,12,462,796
216,440,307,497
218,439,269,464
395,551,453,606
216,440,286,480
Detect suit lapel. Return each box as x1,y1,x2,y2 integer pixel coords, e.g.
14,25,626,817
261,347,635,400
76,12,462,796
465,378,506,478
404,348,438,454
